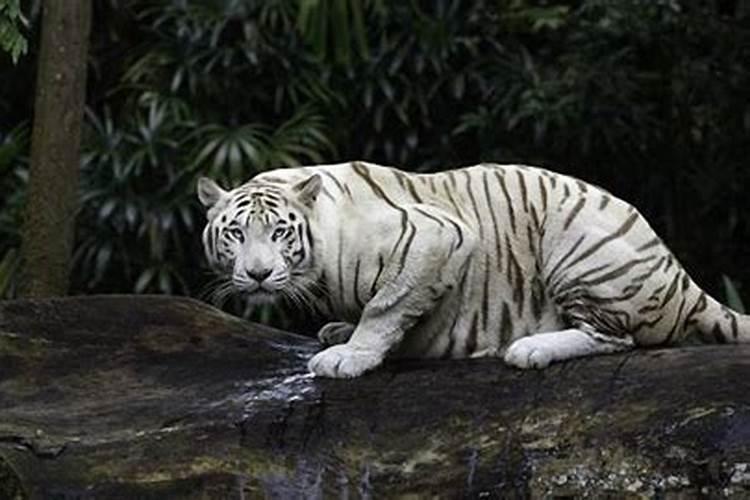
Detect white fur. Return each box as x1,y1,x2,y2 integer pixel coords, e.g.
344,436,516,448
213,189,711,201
199,162,747,379
503,329,634,369
317,321,355,346
308,344,383,378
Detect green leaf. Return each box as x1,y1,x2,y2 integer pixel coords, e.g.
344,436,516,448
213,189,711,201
0,248,19,298
134,268,156,294
722,275,746,314
0,0,27,64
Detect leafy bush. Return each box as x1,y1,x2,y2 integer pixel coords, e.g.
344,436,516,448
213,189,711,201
0,0,748,321
0,124,28,298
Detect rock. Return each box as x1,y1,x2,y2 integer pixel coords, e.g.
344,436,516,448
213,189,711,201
1,295,750,498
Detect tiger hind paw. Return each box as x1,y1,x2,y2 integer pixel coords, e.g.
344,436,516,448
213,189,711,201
503,336,554,369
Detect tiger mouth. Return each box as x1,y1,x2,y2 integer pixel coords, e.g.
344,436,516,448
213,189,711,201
233,282,284,301
242,288,279,304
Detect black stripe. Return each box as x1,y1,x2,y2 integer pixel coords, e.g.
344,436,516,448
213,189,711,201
465,311,479,356
663,255,675,271
401,173,423,203
505,234,525,316
442,179,465,221
206,226,214,256
482,254,491,334
428,176,438,194
320,169,353,200
446,218,464,250
397,222,417,276
337,228,345,305
448,171,458,190
370,254,385,296
352,162,411,260
482,171,503,270
659,271,682,307
500,302,513,346
562,183,571,204
494,172,516,234
546,234,586,286
683,292,707,327
291,224,306,264
538,176,548,212
580,255,656,286
599,195,610,210
391,169,407,189
352,162,403,211
304,215,315,268
526,224,536,255
530,206,542,233
636,237,661,252
631,313,664,333
464,171,484,239
353,258,365,309
664,294,688,343
517,170,529,212
728,307,739,340
711,323,727,344
581,285,643,305
531,276,545,321
413,206,446,227
563,197,586,230
681,273,691,291
564,212,640,270
442,267,470,358
441,321,457,359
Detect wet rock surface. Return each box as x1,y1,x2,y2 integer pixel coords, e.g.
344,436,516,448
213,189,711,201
1,295,749,498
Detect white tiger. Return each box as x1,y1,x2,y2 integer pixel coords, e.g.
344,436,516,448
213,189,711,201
198,161,750,378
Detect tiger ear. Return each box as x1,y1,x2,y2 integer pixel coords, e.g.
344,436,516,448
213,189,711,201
292,174,322,207
197,177,228,209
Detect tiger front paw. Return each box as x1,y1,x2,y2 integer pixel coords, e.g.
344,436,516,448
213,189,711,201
308,344,382,378
503,336,554,369
317,321,356,346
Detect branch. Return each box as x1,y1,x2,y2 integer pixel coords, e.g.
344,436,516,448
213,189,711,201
0,295,749,497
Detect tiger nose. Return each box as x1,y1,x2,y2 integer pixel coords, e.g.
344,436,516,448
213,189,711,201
247,268,272,283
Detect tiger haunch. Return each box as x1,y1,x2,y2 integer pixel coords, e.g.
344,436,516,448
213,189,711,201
198,162,750,378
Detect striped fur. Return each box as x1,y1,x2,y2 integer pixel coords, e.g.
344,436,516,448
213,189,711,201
198,162,750,378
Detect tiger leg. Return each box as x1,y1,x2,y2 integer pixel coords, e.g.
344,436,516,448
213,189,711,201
308,205,476,378
503,329,634,369
317,321,355,346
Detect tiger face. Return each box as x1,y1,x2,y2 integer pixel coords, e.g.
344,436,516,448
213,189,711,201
197,174,322,304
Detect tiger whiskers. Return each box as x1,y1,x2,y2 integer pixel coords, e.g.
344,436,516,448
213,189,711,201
282,274,327,316
201,275,236,308
281,282,316,314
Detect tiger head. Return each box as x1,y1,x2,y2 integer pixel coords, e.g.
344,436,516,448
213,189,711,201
197,174,322,304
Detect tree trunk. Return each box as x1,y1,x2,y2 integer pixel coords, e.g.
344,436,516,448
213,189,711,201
1,295,750,498
20,0,91,297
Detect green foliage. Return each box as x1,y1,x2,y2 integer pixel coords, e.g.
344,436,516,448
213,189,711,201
297,0,381,65
0,124,28,297
0,0,27,63
723,275,746,314
0,0,749,320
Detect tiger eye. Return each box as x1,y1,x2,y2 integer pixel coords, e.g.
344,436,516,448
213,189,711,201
228,228,244,243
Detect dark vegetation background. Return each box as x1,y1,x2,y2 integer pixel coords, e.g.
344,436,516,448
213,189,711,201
1,0,749,327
